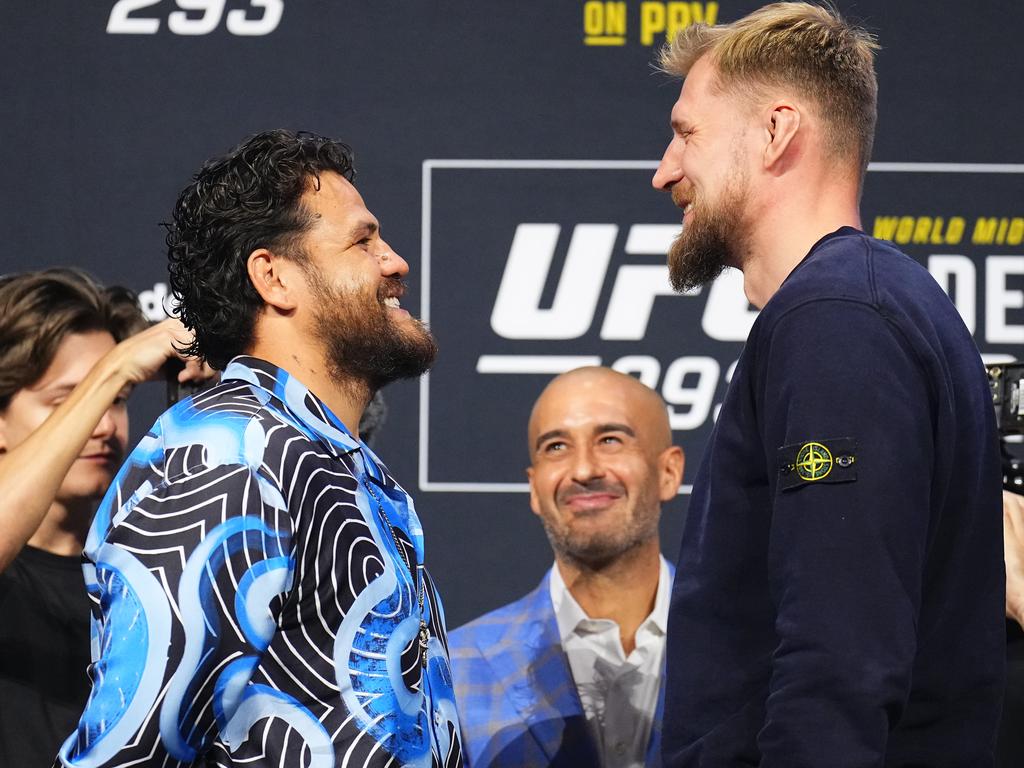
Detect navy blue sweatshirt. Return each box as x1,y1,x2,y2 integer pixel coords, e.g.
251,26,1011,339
663,228,1005,767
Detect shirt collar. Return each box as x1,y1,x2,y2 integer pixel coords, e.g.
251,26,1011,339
220,356,391,483
550,563,592,643
549,555,672,642
780,225,864,288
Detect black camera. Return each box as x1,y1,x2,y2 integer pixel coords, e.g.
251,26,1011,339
988,362,1024,491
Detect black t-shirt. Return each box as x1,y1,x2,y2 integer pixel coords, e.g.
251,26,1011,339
0,545,90,767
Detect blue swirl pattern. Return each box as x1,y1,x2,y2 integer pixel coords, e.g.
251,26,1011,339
56,357,462,768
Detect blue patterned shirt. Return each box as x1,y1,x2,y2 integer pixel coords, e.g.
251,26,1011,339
57,357,462,768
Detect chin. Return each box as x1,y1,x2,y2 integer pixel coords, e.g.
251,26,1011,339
61,470,117,503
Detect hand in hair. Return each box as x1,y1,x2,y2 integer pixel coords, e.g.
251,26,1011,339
0,319,212,572
105,317,215,388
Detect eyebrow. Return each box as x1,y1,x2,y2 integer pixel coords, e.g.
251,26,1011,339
535,429,568,450
348,220,379,241
597,422,636,438
671,117,692,134
33,383,76,398
534,422,636,450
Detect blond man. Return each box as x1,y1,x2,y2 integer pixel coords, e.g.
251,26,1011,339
652,4,1003,765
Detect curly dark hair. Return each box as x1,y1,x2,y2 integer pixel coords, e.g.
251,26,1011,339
166,129,356,369
0,268,146,411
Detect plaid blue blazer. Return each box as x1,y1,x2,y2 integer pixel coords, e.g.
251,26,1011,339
449,568,668,767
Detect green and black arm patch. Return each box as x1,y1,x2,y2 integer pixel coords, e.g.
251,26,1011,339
777,437,858,491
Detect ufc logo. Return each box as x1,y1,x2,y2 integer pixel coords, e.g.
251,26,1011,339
489,223,758,342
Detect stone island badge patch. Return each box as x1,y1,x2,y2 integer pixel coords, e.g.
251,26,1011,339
778,437,857,491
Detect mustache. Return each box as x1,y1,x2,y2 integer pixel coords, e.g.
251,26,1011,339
377,277,406,301
670,183,694,209
557,479,626,505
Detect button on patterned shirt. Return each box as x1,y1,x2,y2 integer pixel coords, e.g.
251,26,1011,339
56,357,462,768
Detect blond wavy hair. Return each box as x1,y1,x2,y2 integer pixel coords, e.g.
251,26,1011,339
659,2,878,178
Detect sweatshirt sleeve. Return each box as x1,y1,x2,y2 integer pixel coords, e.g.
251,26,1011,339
756,299,934,766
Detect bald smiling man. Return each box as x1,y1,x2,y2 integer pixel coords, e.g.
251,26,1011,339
449,367,684,768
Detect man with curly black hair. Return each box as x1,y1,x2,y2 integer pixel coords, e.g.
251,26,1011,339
56,130,461,768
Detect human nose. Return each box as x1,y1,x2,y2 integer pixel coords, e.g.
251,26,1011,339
652,138,684,191
570,444,604,484
93,407,118,439
377,239,409,277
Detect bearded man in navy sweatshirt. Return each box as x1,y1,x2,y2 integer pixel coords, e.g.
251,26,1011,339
651,4,1004,766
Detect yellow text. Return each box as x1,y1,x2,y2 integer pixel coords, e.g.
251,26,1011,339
972,217,1024,246
640,2,718,46
872,216,966,245
583,1,627,45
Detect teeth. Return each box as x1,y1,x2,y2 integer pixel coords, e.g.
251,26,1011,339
683,203,693,214
383,297,400,308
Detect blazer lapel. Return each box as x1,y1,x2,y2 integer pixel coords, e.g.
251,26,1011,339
483,572,599,765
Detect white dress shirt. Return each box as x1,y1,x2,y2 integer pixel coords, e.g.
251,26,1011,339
549,556,671,768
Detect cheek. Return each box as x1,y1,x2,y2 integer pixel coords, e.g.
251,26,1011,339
2,404,54,449
533,469,560,498
59,461,116,500
615,459,656,495
531,465,568,506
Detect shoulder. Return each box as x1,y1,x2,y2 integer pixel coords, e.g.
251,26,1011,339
751,231,970,379
148,380,352,489
158,380,302,462
763,230,941,325
96,382,342,541
449,575,552,656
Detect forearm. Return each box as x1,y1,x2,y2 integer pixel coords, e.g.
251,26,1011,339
0,347,133,571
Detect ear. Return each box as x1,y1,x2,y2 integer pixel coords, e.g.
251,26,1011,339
526,465,542,517
657,445,685,502
762,104,801,171
247,248,300,312
0,411,8,454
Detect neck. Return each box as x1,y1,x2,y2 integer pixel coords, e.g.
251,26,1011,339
248,336,370,438
27,499,92,556
740,172,862,309
557,538,663,655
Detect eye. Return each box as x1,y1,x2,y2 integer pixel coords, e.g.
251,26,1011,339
599,434,623,445
541,440,567,454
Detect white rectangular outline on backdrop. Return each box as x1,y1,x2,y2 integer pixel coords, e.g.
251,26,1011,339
419,160,1024,493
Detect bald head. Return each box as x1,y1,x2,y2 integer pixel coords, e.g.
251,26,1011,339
528,366,672,459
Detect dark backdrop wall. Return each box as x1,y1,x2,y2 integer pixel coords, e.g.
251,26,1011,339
1,1,1021,628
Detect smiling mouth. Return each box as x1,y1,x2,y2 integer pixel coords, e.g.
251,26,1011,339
671,187,694,216
561,492,622,511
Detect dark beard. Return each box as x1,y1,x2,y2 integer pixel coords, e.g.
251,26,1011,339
541,480,660,569
309,275,438,391
667,177,749,294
